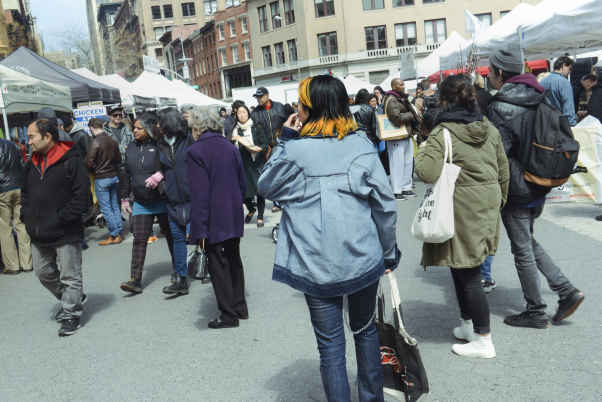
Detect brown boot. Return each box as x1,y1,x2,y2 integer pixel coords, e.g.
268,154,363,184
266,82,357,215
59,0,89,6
98,236,114,246
111,235,123,244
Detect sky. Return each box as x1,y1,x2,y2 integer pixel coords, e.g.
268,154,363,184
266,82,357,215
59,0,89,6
30,0,89,52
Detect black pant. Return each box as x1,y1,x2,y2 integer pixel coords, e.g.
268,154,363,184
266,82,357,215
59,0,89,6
450,267,490,334
130,213,173,281
207,238,247,323
244,196,265,219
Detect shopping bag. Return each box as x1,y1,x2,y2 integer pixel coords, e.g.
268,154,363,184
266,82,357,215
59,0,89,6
187,243,210,283
411,129,461,243
377,97,411,141
377,272,429,402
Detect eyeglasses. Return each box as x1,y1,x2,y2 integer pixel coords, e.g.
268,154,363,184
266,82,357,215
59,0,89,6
111,114,123,118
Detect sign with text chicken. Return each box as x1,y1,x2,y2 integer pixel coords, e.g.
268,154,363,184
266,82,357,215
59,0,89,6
73,105,108,126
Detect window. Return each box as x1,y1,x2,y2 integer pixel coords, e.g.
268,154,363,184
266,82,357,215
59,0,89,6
217,23,225,40
500,10,510,18
204,0,217,16
475,13,492,27
240,16,248,33
270,2,281,29
284,0,295,25
231,44,239,63
262,46,273,67
258,6,268,32
155,48,163,57
219,48,227,66
151,5,161,20
394,22,416,46
228,20,236,37
314,0,335,18
393,0,414,6
365,25,387,50
317,31,338,56
274,42,285,65
287,39,297,64
163,4,173,19
424,18,446,43
243,41,251,60
182,2,196,17
226,0,241,6
154,27,165,40
362,0,384,10
423,0,444,3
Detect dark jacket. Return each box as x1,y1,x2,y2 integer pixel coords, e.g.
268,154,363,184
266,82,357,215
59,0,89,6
0,139,24,193
233,122,269,199
251,100,288,146
224,114,237,140
488,74,550,207
350,104,378,145
187,131,246,246
21,142,91,247
588,86,602,122
69,128,91,158
86,132,121,179
475,87,493,117
383,91,419,136
157,133,193,226
105,123,133,157
119,138,163,204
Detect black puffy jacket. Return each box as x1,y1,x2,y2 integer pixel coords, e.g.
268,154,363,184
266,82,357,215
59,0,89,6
350,104,378,145
251,100,288,146
0,139,24,193
488,76,550,207
119,138,163,205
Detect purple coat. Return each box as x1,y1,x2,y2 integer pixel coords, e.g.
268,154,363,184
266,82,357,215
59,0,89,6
187,132,246,245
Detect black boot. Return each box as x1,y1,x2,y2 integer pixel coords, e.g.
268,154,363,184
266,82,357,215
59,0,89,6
163,276,189,296
120,279,143,294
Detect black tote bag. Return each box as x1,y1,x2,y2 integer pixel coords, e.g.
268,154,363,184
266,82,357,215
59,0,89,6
377,273,429,402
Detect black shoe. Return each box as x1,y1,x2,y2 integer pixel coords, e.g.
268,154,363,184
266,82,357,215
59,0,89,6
58,318,81,337
596,215,602,221
238,312,249,320
504,311,550,329
163,276,189,295
170,272,177,284
245,209,256,224
120,280,143,294
394,194,406,200
208,317,239,329
55,293,88,322
401,190,417,198
3,269,20,275
552,290,584,324
257,218,264,228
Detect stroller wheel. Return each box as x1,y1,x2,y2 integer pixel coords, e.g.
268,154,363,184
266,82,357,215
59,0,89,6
271,224,278,244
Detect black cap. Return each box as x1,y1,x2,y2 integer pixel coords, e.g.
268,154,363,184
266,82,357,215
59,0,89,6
253,87,269,97
107,105,124,115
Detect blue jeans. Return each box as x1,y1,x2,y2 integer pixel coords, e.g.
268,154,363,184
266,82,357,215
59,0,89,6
95,177,122,237
169,220,187,278
305,281,383,402
480,255,493,282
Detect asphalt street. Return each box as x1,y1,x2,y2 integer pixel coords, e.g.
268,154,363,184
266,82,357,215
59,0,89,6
0,182,600,402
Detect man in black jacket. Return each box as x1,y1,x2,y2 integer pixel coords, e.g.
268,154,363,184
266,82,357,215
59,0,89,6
23,118,91,336
487,48,584,329
250,87,288,147
0,138,31,274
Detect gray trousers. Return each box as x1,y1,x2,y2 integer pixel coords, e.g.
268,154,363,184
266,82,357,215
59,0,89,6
501,204,574,313
32,243,83,319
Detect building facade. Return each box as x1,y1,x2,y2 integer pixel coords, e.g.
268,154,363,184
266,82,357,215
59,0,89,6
97,2,122,74
214,1,252,99
44,51,82,69
247,0,539,86
0,0,38,60
111,0,145,80
186,21,222,99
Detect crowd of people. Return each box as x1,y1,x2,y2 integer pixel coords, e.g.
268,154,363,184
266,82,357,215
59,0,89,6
0,46,594,401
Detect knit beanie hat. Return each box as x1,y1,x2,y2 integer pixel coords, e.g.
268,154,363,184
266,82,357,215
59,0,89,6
489,48,523,74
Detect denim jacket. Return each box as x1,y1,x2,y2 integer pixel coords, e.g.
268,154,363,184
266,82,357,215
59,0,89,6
258,128,400,297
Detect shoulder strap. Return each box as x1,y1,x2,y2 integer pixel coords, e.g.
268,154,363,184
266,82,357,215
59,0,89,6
443,128,453,164
384,95,394,114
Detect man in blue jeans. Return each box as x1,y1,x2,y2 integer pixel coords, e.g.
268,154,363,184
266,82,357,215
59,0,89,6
85,118,123,245
480,256,496,293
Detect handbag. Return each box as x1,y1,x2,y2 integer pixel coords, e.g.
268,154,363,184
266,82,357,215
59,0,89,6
377,272,429,402
411,129,461,243
187,241,210,283
377,97,411,141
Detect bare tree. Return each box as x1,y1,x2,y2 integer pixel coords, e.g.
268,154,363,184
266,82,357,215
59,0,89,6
56,27,93,69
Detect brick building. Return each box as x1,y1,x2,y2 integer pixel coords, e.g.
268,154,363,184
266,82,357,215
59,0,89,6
186,21,222,99
213,1,251,99
111,0,145,80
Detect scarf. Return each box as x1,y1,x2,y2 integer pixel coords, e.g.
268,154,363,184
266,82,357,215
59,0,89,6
234,118,257,161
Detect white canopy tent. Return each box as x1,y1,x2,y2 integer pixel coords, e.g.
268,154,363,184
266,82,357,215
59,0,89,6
231,82,300,108
416,31,471,77
378,74,418,93
0,64,71,136
340,75,373,96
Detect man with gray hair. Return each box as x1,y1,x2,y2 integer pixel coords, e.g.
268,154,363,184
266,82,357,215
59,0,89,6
488,48,584,330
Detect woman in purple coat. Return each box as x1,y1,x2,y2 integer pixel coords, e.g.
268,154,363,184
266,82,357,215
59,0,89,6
187,106,248,329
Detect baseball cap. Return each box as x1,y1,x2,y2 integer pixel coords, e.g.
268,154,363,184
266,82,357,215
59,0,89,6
253,87,269,98
107,105,124,115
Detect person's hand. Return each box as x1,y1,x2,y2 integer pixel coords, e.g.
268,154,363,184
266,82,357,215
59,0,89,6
284,113,301,131
577,110,588,119
121,199,132,215
145,171,164,189
232,134,240,142
385,269,391,274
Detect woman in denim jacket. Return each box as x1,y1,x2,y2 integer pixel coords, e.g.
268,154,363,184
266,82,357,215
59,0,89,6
258,75,400,402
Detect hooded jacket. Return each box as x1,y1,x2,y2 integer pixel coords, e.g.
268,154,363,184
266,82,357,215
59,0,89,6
21,142,91,247
0,139,24,193
415,110,509,269
250,100,288,146
488,74,550,207
119,137,163,205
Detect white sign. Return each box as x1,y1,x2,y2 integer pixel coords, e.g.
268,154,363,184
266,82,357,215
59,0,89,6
73,105,107,125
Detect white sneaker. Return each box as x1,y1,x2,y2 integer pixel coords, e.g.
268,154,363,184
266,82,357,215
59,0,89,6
452,319,474,342
452,333,496,359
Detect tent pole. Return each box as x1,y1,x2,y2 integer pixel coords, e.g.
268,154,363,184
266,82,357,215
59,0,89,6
0,87,9,140
518,28,525,74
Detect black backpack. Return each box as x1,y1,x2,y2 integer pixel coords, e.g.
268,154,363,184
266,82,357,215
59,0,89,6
521,100,580,187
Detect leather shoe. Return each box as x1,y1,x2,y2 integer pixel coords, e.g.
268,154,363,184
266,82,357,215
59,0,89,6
111,235,123,244
3,269,20,275
208,318,239,329
98,236,114,246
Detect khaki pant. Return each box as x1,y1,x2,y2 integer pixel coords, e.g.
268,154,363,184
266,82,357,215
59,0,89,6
0,189,32,271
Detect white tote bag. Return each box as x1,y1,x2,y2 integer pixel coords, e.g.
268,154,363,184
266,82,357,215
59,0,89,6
411,129,461,243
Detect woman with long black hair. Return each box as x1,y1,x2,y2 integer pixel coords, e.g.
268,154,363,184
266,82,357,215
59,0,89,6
119,113,174,294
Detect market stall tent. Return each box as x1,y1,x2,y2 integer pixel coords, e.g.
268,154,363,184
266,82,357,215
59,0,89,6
1,47,120,104
416,31,471,77
340,75,373,96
